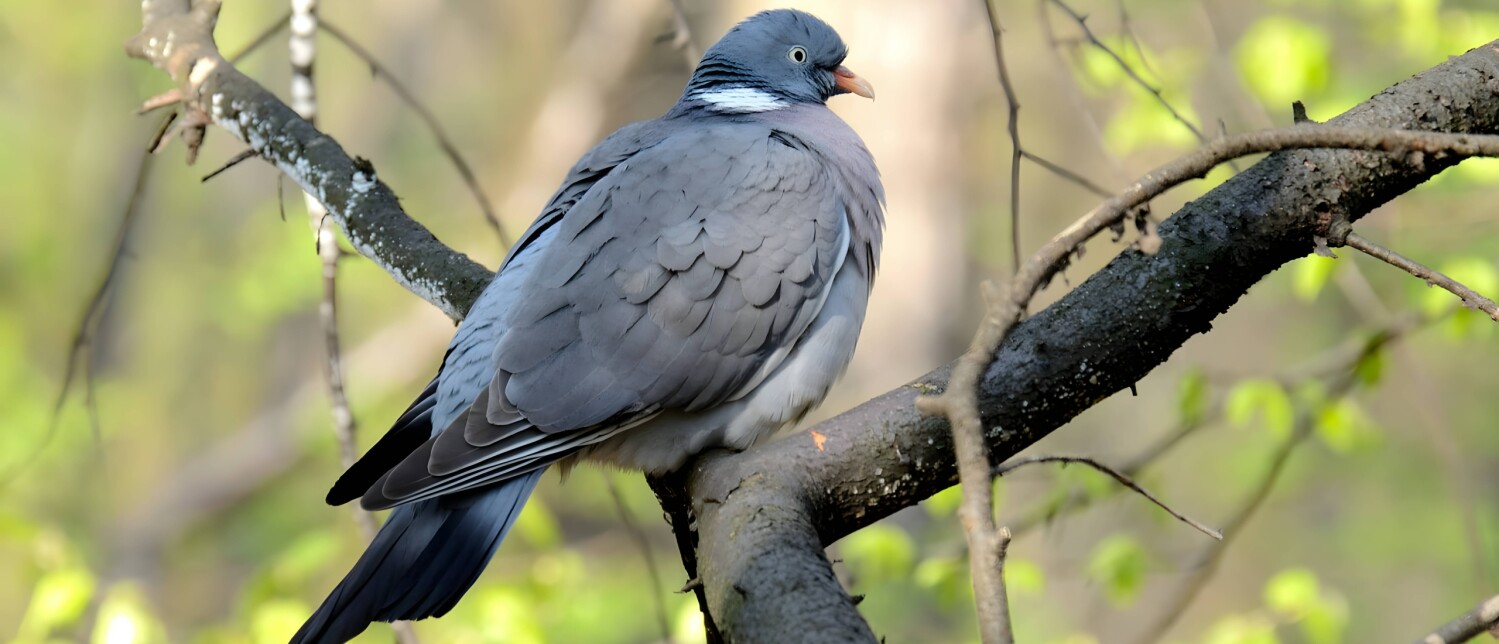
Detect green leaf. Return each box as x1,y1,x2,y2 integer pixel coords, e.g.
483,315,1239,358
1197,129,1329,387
1440,11,1499,64
1314,399,1380,453
270,529,339,587
250,599,311,644
1203,614,1279,644
1421,257,1499,314
1236,16,1331,108
1292,256,1338,302
1263,568,1348,644
914,556,970,607
1264,568,1320,617
1354,347,1385,387
1177,369,1210,426
1005,557,1045,596
513,496,561,548
1104,93,1201,153
90,583,166,644
1225,378,1296,440
1417,257,1499,340
924,485,962,518
1300,596,1350,644
16,566,96,640
1394,0,1441,58
840,524,916,585
1086,535,1148,606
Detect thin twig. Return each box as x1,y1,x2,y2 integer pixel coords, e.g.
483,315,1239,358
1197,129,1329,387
665,0,699,68
606,476,673,644
919,125,1499,644
1047,0,1211,146
1036,0,1131,184
289,5,414,641
997,455,1221,540
227,9,291,64
1112,0,1158,80
1021,150,1113,198
994,526,1015,644
1128,321,1409,644
1414,595,1499,644
200,148,258,182
1008,409,1209,535
2,132,162,489
318,19,510,247
1343,231,1499,321
1129,395,1324,643
982,0,1025,276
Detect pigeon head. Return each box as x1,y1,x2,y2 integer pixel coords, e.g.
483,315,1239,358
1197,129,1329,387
683,9,875,113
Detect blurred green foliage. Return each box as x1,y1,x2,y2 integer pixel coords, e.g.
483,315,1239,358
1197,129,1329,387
4,0,1498,642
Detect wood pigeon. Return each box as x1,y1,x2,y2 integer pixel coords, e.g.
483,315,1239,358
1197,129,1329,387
293,9,884,642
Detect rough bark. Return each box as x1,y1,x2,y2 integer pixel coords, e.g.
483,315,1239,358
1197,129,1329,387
126,4,1499,641
127,1,493,319
662,41,1499,641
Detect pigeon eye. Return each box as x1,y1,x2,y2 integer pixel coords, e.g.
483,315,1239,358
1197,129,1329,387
788,46,808,64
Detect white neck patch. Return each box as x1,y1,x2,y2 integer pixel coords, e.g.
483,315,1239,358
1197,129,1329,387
691,87,787,113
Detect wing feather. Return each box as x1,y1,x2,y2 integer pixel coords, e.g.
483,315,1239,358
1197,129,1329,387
364,122,853,508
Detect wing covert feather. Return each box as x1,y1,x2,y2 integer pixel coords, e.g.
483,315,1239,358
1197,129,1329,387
365,122,856,508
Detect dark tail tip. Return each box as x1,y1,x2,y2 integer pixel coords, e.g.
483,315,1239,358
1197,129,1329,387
291,470,544,644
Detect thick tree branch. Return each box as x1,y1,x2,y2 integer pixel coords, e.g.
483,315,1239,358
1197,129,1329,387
127,1,495,320
667,42,1499,641
128,4,1499,639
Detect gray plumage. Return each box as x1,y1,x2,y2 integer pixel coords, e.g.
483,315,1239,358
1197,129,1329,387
296,9,883,643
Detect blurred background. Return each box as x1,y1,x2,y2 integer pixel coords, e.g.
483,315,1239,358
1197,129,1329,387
3,0,1497,642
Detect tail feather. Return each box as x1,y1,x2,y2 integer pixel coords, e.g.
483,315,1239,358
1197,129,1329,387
291,470,545,644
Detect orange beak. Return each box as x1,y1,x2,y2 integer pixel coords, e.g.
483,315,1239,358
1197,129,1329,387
833,65,875,100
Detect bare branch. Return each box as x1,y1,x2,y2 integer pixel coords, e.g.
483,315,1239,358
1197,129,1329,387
666,42,1499,640
123,7,1499,638
1047,0,1213,147
1415,595,1499,644
923,122,1499,433
1,133,163,489
285,5,416,639
1111,0,1158,80
995,455,1221,540
1342,231,1499,322
1036,0,1130,183
318,20,510,247
1021,150,1113,198
981,0,1026,277
1008,409,1209,535
1130,395,1327,642
919,122,1499,643
226,9,291,64
1128,318,1422,642
200,148,258,182
127,1,495,320
994,526,1015,644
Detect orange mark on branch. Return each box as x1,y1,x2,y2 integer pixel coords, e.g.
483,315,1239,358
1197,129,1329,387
810,431,827,452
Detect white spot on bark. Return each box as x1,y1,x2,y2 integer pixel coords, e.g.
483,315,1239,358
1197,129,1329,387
352,169,376,194
188,57,218,87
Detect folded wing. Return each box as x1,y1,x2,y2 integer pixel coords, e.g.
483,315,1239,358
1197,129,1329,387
359,124,850,510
